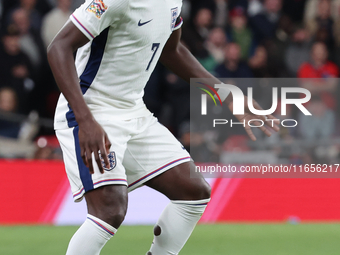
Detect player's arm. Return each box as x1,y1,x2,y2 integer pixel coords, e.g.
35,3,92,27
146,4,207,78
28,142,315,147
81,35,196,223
159,28,279,140
47,21,110,173
159,28,232,102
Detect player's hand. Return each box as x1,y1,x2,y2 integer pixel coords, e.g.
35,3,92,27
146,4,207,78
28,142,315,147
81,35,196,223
228,96,280,141
78,119,111,174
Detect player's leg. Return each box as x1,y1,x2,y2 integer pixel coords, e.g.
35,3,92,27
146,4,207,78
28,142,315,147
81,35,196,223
56,124,130,255
144,161,211,255
66,185,128,255
124,115,210,255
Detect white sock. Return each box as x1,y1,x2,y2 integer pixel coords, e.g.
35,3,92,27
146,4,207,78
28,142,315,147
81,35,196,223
147,198,210,255
66,214,117,255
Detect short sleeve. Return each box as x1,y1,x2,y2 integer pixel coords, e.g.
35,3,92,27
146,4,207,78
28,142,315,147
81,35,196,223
173,16,183,31
70,0,128,40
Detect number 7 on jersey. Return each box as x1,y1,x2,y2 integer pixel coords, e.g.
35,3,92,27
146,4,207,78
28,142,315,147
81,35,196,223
146,43,160,71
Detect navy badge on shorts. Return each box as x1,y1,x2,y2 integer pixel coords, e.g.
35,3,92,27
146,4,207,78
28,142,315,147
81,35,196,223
171,7,178,31
86,0,108,19
100,151,116,171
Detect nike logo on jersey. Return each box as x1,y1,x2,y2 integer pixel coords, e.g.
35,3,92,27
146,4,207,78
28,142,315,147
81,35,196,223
138,19,153,26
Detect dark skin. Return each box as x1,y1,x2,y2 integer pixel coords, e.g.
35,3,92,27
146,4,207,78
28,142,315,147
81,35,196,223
48,21,279,228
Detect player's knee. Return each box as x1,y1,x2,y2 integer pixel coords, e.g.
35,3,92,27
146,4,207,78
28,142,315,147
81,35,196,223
180,179,211,200
98,200,127,228
105,207,126,228
187,179,211,200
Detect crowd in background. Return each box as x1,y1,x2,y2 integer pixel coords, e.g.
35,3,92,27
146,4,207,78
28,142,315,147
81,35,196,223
0,0,339,164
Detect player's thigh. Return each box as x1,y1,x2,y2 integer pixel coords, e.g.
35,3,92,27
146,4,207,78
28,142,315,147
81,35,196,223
145,161,211,200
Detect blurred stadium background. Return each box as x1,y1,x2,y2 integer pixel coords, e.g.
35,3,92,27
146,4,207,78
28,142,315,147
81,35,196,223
1,0,340,254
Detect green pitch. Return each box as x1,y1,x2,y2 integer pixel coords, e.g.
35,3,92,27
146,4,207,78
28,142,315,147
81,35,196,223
1,224,340,254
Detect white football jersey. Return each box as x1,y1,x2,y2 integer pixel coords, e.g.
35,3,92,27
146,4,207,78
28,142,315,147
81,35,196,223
54,0,183,129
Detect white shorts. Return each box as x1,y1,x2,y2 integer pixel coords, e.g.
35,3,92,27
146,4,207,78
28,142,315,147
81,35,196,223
56,114,191,202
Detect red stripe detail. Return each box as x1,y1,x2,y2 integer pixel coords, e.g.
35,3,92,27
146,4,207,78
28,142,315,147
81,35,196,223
88,217,115,235
73,179,127,198
198,82,223,106
72,14,95,39
128,157,191,188
73,187,85,198
73,179,126,197
94,179,127,186
175,17,183,27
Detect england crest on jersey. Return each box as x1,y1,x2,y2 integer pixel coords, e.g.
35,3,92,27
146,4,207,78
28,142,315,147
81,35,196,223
171,7,179,31
100,151,116,171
